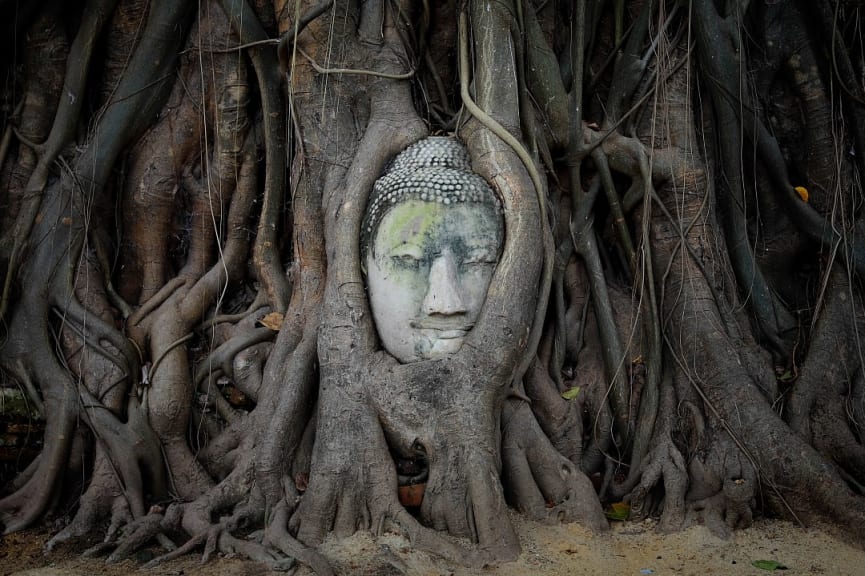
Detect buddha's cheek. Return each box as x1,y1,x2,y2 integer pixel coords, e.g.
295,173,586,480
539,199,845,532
373,266,426,317
367,258,430,362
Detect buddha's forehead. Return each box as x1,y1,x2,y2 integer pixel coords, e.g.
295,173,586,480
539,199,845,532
374,200,502,255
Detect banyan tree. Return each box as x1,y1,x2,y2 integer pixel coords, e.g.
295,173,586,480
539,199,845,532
2,0,865,573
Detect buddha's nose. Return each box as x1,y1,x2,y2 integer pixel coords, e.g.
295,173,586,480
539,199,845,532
423,250,467,316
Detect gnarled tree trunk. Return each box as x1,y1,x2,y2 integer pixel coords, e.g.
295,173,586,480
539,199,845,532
2,0,865,573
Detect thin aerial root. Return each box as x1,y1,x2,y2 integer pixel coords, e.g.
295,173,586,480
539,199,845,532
128,277,187,326
278,0,335,72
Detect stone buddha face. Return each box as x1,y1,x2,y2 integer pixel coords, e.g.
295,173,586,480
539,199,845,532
362,137,504,363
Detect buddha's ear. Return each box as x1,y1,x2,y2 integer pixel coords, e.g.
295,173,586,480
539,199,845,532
360,248,370,276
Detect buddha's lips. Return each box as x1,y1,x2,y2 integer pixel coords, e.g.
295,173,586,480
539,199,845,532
409,320,474,333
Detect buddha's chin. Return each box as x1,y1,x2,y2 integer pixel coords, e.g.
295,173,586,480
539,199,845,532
426,336,465,358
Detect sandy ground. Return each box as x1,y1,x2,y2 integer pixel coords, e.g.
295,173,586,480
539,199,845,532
1,512,863,575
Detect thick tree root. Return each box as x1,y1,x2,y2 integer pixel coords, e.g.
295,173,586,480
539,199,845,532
266,500,334,576
292,395,499,568
625,435,688,533
501,398,608,531
682,430,757,539
45,450,125,552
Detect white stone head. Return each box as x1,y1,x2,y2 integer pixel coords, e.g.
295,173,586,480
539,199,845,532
362,137,504,363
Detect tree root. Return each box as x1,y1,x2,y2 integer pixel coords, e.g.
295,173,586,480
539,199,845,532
293,392,502,567
218,0,291,313
524,353,586,467
45,449,124,552
605,364,689,532
0,358,78,533
265,499,334,576
626,435,688,533
192,326,274,393
82,504,181,563
385,507,495,568
85,459,297,571
683,429,757,539
501,398,608,531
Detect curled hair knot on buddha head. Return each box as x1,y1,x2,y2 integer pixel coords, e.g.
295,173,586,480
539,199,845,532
361,136,502,259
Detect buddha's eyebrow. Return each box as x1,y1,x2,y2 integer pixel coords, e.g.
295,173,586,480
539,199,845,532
464,244,497,255
463,235,501,250
388,243,423,256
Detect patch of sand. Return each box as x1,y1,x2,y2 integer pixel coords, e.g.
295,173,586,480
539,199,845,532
1,513,862,575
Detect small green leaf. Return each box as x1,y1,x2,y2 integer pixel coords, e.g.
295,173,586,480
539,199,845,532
604,501,630,521
777,370,794,382
752,559,787,570
561,386,581,400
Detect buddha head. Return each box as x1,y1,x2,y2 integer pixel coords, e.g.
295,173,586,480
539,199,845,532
362,136,504,363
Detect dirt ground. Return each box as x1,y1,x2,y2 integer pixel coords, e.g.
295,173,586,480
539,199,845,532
2,511,864,575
